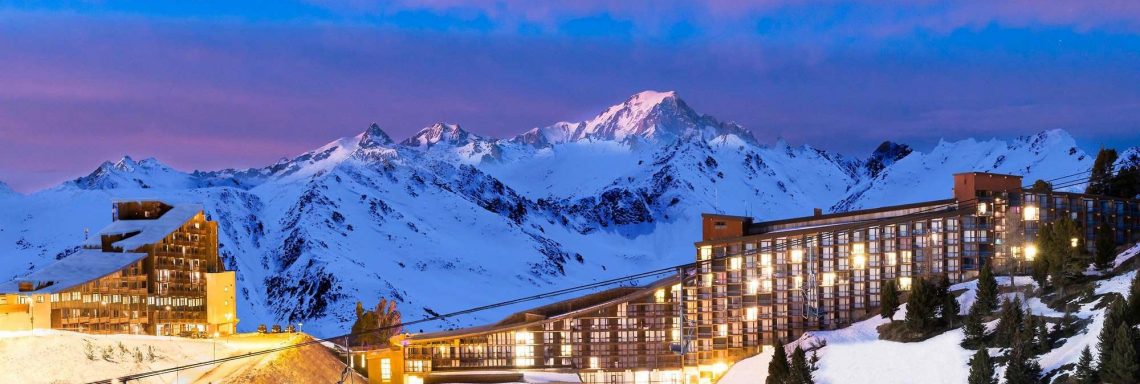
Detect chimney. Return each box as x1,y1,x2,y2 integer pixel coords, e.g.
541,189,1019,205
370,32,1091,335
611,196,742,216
813,208,822,217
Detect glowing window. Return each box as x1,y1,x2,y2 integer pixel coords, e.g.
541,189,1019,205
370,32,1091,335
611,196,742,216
789,249,803,263
745,307,758,321
729,257,742,271
898,277,913,291
1023,206,1039,221
380,358,392,383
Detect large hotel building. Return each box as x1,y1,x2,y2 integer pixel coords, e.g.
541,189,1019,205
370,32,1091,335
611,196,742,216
364,172,1139,384
0,200,238,336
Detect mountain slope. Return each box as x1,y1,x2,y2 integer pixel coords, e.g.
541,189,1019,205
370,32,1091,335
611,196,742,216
0,91,1130,337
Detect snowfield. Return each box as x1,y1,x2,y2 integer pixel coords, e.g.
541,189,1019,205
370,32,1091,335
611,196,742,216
719,250,1139,384
0,330,356,384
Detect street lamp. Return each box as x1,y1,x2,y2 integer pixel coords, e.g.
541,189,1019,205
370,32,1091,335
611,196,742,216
1070,237,1079,248
298,322,303,334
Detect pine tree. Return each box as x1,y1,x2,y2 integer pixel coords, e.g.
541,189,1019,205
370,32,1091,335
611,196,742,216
941,275,961,329
967,348,997,384
1098,298,1127,374
1057,307,1076,337
1021,314,1040,355
906,277,937,332
994,296,1024,347
1004,329,1042,384
1095,223,1117,270
1100,323,1139,383
788,345,814,384
977,261,999,313
766,341,790,384
1034,317,1050,354
1073,346,1098,384
881,279,900,322
1087,148,1118,196
963,302,987,347
1126,271,1140,326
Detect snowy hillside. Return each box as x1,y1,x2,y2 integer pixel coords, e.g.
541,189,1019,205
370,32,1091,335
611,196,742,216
720,244,1140,384
0,90,1130,337
0,330,356,384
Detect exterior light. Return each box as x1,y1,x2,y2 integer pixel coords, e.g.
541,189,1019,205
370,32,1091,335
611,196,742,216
1024,244,1038,261
710,361,729,374
977,202,989,215
1070,237,1079,248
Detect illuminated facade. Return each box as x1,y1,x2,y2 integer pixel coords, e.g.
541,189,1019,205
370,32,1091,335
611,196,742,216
0,200,238,336
363,172,1138,384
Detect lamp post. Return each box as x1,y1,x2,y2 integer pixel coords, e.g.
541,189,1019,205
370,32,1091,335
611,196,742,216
213,331,220,360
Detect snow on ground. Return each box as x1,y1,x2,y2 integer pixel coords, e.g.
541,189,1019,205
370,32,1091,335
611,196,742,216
0,330,308,384
1114,243,1140,268
720,248,1138,384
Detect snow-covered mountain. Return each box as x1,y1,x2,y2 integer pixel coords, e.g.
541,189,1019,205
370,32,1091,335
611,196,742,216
0,181,14,197
0,90,1128,337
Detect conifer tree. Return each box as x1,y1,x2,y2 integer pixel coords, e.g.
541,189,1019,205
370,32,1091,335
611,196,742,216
976,262,999,313
1098,298,1127,373
1095,223,1116,270
1126,271,1140,326
1073,346,1098,384
941,275,961,329
906,277,937,332
1004,329,1042,384
880,279,900,322
766,341,790,384
994,296,1024,347
963,303,987,347
1034,317,1050,354
1086,148,1118,196
788,345,814,384
1100,323,1139,384
1057,307,1076,337
967,348,996,384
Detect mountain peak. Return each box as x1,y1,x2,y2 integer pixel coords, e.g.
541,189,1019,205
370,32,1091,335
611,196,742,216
865,141,913,178
565,90,754,144
401,123,478,148
358,123,395,148
0,180,14,196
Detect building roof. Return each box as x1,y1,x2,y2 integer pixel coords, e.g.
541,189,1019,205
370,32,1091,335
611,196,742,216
0,249,147,294
406,275,681,343
85,201,203,251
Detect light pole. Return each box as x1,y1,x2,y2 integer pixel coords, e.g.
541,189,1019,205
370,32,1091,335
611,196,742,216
213,331,220,360
298,322,303,334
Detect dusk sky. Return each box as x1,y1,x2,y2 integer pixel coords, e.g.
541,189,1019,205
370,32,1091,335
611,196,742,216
2,1,1140,192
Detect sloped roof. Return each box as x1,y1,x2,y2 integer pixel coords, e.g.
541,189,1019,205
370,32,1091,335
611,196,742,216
84,202,203,251
407,275,681,342
0,250,147,294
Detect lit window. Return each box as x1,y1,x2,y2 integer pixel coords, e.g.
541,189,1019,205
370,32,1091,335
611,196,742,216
729,257,742,271
636,371,650,384
821,273,836,286
789,249,803,263
655,289,666,303
718,324,728,337
851,243,865,256
745,307,758,321
792,275,803,289
898,277,913,291
761,279,773,293
699,246,712,261
885,252,897,266
852,254,866,270
977,203,989,215
747,279,759,295
1023,206,1039,221
380,359,392,382
589,356,599,369
760,253,772,266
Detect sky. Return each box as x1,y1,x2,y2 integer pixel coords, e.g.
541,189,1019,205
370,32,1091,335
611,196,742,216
2,1,1140,192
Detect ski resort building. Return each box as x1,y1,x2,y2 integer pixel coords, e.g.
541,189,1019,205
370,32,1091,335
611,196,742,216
0,200,238,336
366,172,1137,384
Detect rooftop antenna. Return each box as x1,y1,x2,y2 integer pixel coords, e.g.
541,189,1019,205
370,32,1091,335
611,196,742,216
84,228,89,240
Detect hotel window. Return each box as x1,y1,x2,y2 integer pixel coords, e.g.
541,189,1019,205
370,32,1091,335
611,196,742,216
821,272,836,286
729,257,742,271
747,279,759,295
745,307,758,321
790,248,803,263
760,253,772,267
898,277,913,291
699,246,712,261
